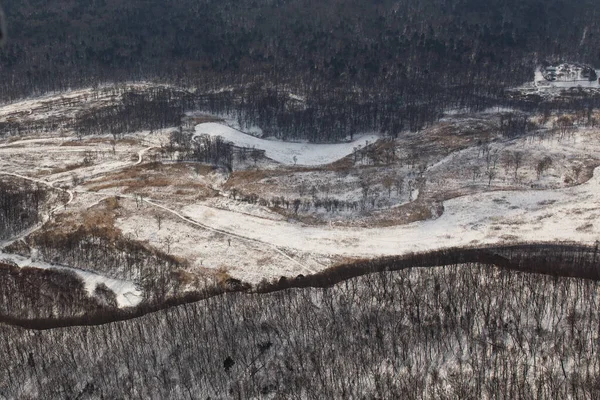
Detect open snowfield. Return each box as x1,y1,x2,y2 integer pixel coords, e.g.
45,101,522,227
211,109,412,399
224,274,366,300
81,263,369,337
115,155,600,284
194,122,379,166
3,84,600,295
180,165,600,258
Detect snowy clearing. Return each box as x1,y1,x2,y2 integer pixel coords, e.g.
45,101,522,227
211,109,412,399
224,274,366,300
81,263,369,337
180,164,600,262
0,252,142,308
194,122,379,166
4,85,600,288
521,68,600,91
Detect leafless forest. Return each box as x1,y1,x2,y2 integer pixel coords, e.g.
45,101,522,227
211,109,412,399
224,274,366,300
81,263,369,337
2,262,600,399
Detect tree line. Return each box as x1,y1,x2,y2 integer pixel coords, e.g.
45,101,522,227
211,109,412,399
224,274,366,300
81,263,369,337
1,0,600,142
0,178,47,240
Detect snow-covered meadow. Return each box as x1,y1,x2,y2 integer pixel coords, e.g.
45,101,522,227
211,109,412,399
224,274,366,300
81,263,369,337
180,163,600,258
3,85,600,291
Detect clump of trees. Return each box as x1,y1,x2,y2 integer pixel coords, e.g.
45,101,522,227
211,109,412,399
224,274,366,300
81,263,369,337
0,261,116,321
0,178,47,240
73,87,194,137
26,225,191,304
499,113,537,138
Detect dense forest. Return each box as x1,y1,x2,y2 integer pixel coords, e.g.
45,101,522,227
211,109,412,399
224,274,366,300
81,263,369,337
1,0,600,141
2,262,600,399
0,178,47,241
4,0,600,92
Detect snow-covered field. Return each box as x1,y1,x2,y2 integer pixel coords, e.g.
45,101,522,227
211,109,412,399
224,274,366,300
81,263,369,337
179,163,600,260
111,156,600,285
3,84,600,293
194,122,379,165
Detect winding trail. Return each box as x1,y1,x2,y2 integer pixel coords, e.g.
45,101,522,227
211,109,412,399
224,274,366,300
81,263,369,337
5,135,600,276
173,164,600,260
0,144,314,274
143,198,314,274
0,146,155,246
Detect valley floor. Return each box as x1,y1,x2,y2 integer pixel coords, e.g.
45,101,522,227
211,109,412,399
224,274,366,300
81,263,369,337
1,85,600,297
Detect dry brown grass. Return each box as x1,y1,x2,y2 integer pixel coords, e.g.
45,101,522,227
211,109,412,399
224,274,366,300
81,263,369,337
372,199,438,227
35,162,87,177
61,137,140,147
187,115,222,125
34,196,123,241
90,176,173,192
214,266,233,285
85,162,218,199
224,169,286,189
576,161,600,185
224,164,346,190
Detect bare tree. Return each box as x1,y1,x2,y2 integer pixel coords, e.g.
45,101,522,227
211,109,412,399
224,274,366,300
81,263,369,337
512,151,523,181
486,168,496,186
154,213,164,230
395,176,404,196
572,164,583,183
536,156,553,179
382,175,394,197
554,115,576,140
162,235,174,253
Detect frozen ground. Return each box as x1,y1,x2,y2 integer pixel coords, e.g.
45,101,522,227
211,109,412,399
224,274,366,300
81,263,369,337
179,163,600,259
3,85,600,289
118,159,600,284
534,68,600,89
194,122,379,166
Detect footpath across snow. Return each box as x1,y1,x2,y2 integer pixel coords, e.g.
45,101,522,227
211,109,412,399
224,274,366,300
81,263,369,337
180,165,600,264
194,122,379,166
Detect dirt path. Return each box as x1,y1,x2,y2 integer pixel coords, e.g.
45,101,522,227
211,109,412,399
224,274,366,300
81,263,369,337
143,197,315,275
0,145,316,274
0,146,156,246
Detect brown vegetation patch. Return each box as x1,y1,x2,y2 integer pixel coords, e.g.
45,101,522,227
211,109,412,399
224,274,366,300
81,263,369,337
36,161,87,177
187,115,223,125
369,198,440,227
224,169,288,189
61,137,140,147
576,160,600,185
326,156,355,170
85,162,218,197
224,163,361,192
35,196,122,241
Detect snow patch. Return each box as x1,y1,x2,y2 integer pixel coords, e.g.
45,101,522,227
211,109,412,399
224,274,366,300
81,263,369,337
0,252,142,308
194,122,379,166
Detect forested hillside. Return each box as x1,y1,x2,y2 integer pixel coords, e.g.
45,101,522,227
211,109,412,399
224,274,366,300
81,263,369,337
3,263,600,399
2,0,600,139
4,0,599,90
